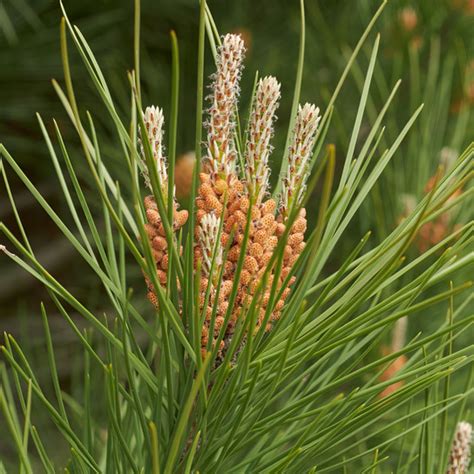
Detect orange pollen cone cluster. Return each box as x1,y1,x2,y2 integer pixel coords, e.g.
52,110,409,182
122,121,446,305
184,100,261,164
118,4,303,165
139,105,189,307
139,33,321,366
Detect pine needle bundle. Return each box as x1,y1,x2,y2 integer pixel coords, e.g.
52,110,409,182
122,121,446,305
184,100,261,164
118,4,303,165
0,1,472,472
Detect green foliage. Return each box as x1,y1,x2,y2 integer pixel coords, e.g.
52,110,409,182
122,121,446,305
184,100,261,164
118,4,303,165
0,0,472,472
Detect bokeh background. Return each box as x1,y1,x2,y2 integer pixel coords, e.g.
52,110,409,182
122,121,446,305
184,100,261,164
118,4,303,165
1,0,473,468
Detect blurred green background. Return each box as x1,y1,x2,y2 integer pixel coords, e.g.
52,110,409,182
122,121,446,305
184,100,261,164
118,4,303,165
0,0,472,468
